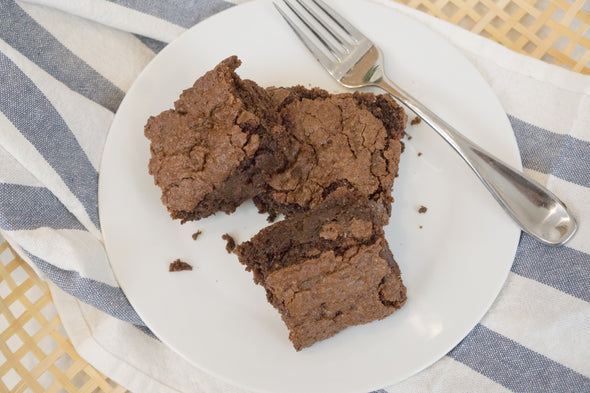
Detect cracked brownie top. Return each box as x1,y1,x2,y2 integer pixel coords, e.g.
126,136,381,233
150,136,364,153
254,86,406,225
144,56,292,222
235,190,407,350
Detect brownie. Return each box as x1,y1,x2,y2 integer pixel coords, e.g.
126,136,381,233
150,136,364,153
254,85,406,225
235,191,407,350
144,56,292,222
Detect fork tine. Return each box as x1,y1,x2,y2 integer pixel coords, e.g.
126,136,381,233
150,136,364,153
274,2,338,70
280,0,344,60
293,0,350,51
311,0,365,42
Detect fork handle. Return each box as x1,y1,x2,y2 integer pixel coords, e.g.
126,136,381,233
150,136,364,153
375,77,577,246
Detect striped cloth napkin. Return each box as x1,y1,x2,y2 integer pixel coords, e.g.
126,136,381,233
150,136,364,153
1,0,589,392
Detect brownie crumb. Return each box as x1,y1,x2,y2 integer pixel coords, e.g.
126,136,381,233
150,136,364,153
417,152,423,157
222,233,236,253
267,210,278,223
192,230,202,240
419,225,423,229
169,259,193,272
411,116,421,125
418,205,428,214
407,135,412,140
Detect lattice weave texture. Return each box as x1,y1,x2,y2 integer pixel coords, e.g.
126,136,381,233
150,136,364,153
394,0,590,74
0,239,130,393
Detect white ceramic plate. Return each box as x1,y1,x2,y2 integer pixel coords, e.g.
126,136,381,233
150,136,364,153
99,1,521,392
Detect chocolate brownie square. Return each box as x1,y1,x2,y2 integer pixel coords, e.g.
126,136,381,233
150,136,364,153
254,85,406,225
144,56,292,222
235,191,407,350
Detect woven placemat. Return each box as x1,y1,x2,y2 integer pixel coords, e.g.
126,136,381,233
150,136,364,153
1,1,589,392
394,0,590,74
0,239,129,393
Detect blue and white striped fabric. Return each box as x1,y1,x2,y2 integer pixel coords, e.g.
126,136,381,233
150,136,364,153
1,1,589,392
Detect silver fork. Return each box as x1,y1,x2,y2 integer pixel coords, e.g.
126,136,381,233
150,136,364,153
275,0,577,246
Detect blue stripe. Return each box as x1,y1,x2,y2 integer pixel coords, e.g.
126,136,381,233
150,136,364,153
510,115,590,187
25,251,145,326
449,324,590,392
108,0,234,28
0,0,124,112
0,183,85,231
134,34,167,54
0,52,100,229
512,233,590,302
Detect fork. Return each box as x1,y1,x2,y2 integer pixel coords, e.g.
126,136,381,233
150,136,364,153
275,0,577,246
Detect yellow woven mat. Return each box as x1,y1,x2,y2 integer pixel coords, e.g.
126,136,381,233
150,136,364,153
394,0,590,74
1,1,589,393
0,240,129,393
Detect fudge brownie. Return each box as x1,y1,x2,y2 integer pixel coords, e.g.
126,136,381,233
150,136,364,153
144,56,292,222
235,191,407,350
254,85,406,225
